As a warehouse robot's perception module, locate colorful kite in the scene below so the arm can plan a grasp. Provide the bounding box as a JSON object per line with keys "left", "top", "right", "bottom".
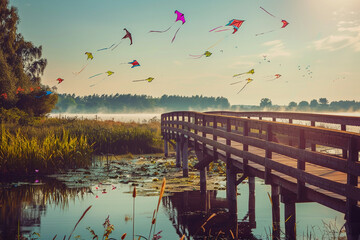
{"left": 74, "top": 52, "right": 94, "bottom": 75}
{"left": 112, "top": 28, "right": 133, "bottom": 50}
{"left": 57, "top": 78, "right": 64, "bottom": 84}
{"left": 149, "top": 10, "right": 186, "bottom": 43}
{"left": 189, "top": 51, "right": 212, "bottom": 59}
{"left": 129, "top": 60, "right": 140, "bottom": 68}
{"left": 267, "top": 74, "right": 282, "bottom": 81}
{"left": 0, "top": 93, "right": 7, "bottom": 100}
{"left": 210, "top": 19, "right": 245, "bottom": 34}
{"left": 236, "top": 78, "right": 253, "bottom": 94}
{"left": 256, "top": 7, "right": 289, "bottom": 36}
{"left": 35, "top": 91, "right": 53, "bottom": 98}
{"left": 205, "top": 19, "right": 245, "bottom": 50}
{"left": 233, "top": 69, "right": 255, "bottom": 77}
{"left": 132, "top": 77, "right": 154, "bottom": 83}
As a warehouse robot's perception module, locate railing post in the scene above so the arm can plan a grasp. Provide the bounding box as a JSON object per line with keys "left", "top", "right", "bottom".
{"left": 265, "top": 124, "right": 272, "bottom": 184}
{"left": 213, "top": 116, "right": 218, "bottom": 160}
{"left": 226, "top": 118, "right": 237, "bottom": 213}
{"left": 194, "top": 114, "right": 198, "bottom": 151}
{"left": 297, "top": 129, "right": 306, "bottom": 200}
{"left": 345, "top": 136, "right": 360, "bottom": 239}
{"left": 341, "top": 124, "right": 348, "bottom": 159}
{"left": 202, "top": 115, "right": 209, "bottom": 171}
{"left": 243, "top": 121, "right": 249, "bottom": 174}
{"left": 311, "top": 121, "right": 316, "bottom": 151}
{"left": 289, "top": 119, "right": 293, "bottom": 146}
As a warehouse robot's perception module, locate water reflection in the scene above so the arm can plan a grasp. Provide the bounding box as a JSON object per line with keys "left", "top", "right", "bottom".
{"left": 0, "top": 177, "right": 90, "bottom": 240}
{"left": 162, "top": 190, "right": 258, "bottom": 239}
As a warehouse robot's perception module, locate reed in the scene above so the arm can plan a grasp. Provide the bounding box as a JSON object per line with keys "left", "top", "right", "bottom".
{"left": 0, "top": 128, "right": 93, "bottom": 177}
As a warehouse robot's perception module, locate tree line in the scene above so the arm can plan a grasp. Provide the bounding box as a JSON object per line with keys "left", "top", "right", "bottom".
{"left": 231, "top": 98, "right": 360, "bottom": 112}
{"left": 53, "top": 94, "right": 231, "bottom": 113}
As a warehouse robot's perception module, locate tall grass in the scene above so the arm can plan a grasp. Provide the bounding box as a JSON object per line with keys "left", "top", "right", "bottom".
{"left": 0, "top": 127, "right": 93, "bottom": 177}
{"left": 3, "top": 118, "right": 163, "bottom": 155}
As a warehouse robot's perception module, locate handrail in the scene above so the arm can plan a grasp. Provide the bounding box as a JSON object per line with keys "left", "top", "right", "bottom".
{"left": 206, "top": 111, "right": 360, "bottom": 130}
{"left": 161, "top": 111, "right": 360, "bottom": 214}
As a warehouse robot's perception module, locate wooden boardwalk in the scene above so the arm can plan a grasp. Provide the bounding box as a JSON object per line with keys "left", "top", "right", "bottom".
{"left": 161, "top": 111, "right": 360, "bottom": 239}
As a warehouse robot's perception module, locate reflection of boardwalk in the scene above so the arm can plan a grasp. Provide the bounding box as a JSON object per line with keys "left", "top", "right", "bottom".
{"left": 161, "top": 111, "right": 360, "bottom": 239}
{"left": 162, "top": 190, "right": 257, "bottom": 239}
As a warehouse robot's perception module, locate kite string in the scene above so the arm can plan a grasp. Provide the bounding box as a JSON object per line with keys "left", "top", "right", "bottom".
{"left": 260, "top": 6, "right": 277, "bottom": 18}
{"left": 73, "top": 61, "right": 90, "bottom": 76}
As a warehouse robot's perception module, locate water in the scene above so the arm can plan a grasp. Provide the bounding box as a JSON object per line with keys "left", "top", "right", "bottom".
{"left": 0, "top": 159, "right": 346, "bottom": 240}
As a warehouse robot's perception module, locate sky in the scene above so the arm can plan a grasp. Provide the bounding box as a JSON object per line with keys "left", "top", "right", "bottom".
{"left": 9, "top": 0, "right": 360, "bottom": 106}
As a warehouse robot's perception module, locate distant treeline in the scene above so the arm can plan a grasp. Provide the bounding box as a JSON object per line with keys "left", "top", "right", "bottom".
{"left": 53, "top": 95, "right": 360, "bottom": 113}
{"left": 53, "top": 94, "right": 231, "bottom": 113}
{"left": 232, "top": 98, "right": 360, "bottom": 112}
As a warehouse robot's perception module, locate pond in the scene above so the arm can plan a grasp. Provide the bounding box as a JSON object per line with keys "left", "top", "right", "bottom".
{"left": 0, "top": 155, "right": 346, "bottom": 240}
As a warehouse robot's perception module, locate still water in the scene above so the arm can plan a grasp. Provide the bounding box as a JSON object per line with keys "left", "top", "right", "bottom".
{"left": 0, "top": 162, "right": 345, "bottom": 240}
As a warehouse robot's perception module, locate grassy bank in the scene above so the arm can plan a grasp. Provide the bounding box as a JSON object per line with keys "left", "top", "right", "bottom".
{"left": 0, "top": 110, "right": 163, "bottom": 177}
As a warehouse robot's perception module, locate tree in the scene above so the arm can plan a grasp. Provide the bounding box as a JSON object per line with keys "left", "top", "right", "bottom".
{"left": 298, "top": 101, "right": 309, "bottom": 110}
{"left": 260, "top": 98, "right": 272, "bottom": 109}
{"left": 310, "top": 99, "right": 318, "bottom": 109}
{"left": 288, "top": 101, "right": 297, "bottom": 110}
{"left": 319, "top": 98, "right": 329, "bottom": 106}
{"left": 0, "top": 0, "right": 56, "bottom": 115}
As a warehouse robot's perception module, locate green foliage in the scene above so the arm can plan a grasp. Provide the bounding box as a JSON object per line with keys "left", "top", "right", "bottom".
{"left": 0, "top": 0, "right": 56, "bottom": 116}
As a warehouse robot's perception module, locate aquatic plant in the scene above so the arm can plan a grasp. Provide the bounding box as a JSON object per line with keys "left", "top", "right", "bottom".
{"left": 0, "top": 128, "right": 93, "bottom": 177}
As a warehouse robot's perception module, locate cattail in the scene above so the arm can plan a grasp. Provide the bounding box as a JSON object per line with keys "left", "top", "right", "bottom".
{"left": 132, "top": 186, "right": 137, "bottom": 198}
{"left": 133, "top": 186, "right": 136, "bottom": 240}
{"left": 121, "top": 233, "right": 127, "bottom": 240}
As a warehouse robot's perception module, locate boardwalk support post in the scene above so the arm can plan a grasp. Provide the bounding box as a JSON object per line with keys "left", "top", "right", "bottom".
{"left": 164, "top": 139, "right": 168, "bottom": 157}
{"left": 271, "top": 184, "right": 280, "bottom": 239}
{"left": 175, "top": 135, "right": 181, "bottom": 167}
{"left": 200, "top": 167, "right": 207, "bottom": 194}
{"left": 249, "top": 176, "right": 256, "bottom": 228}
{"left": 282, "top": 189, "right": 297, "bottom": 240}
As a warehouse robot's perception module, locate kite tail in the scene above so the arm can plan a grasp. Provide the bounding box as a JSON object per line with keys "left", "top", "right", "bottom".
{"left": 171, "top": 27, "right": 182, "bottom": 43}
{"left": 97, "top": 44, "right": 115, "bottom": 51}
{"left": 214, "top": 28, "right": 232, "bottom": 33}
{"left": 255, "top": 29, "right": 275, "bottom": 36}
{"left": 132, "top": 79, "right": 147, "bottom": 82}
{"left": 88, "top": 73, "right": 103, "bottom": 79}
{"left": 209, "top": 26, "right": 223, "bottom": 32}
{"left": 189, "top": 54, "right": 204, "bottom": 59}
{"left": 233, "top": 73, "right": 245, "bottom": 78}
{"left": 230, "top": 80, "right": 243, "bottom": 85}
{"left": 260, "top": 6, "right": 276, "bottom": 18}
{"left": 73, "top": 62, "right": 90, "bottom": 75}
{"left": 149, "top": 24, "right": 173, "bottom": 33}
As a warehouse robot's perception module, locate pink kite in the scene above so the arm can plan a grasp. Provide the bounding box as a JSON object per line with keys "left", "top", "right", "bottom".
{"left": 149, "top": 10, "right": 186, "bottom": 43}
{"left": 256, "top": 7, "right": 289, "bottom": 36}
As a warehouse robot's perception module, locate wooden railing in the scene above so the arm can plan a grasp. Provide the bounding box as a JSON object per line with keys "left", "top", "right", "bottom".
{"left": 161, "top": 111, "right": 360, "bottom": 217}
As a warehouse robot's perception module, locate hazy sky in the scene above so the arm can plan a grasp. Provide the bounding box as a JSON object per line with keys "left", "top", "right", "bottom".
{"left": 9, "top": 0, "right": 360, "bottom": 105}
